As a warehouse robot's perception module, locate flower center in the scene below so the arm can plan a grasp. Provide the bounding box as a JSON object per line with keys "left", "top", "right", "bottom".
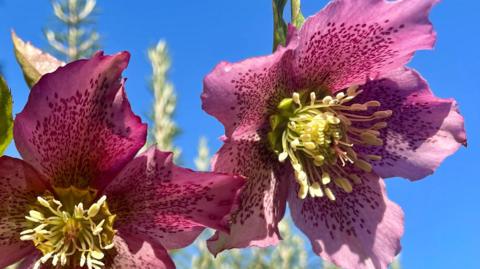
{"left": 268, "top": 86, "right": 392, "bottom": 201}
{"left": 20, "top": 187, "right": 116, "bottom": 269}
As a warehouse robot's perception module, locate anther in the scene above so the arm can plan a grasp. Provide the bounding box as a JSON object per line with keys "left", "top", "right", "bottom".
{"left": 310, "top": 92, "right": 316, "bottom": 105}
{"left": 290, "top": 138, "right": 300, "bottom": 149}
{"left": 334, "top": 177, "right": 353, "bottom": 193}
{"left": 321, "top": 172, "right": 331, "bottom": 185}
{"left": 325, "top": 187, "right": 336, "bottom": 201}
{"left": 304, "top": 142, "right": 316, "bottom": 150}
{"left": 327, "top": 115, "right": 340, "bottom": 124}
{"left": 37, "top": 197, "right": 50, "bottom": 208}
{"left": 364, "top": 154, "right": 382, "bottom": 161}
{"left": 373, "top": 110, "right": 393, "bottom": 119}
{"left": 364, "top": 100, "right": 381, "bottom": 107}
{"left": 88, "top": 203, "right": 101, "bottom": 218}
{"left": 346, "top": 85, "right": 359, "bottom": 96}
{"left": 349, "top": 174, "right": 362, "bottom": 184}
{"left": 350, "top": 104, "right": 368, "bottom": 111}
{"left": 295, "top": 170, "right": 308, "bottom": 183}
{"left": 300, "top": 134, "right": 312, "bottom": 142}
{"left": 293, "top": 92, "right": 301, "bottom": 105}
{"left": 355, "top": 159, "right": 373, "bottom": 173}
{"left": 360, "top": 132, "right": 383, "bottom": 146}
{"left": 298, "top": 183, "right": 309, "bottom": 199}
{"left": 278, "top": 152, "right": 288, "bottom": 162}
{"left": 322, "top": 96, "right": 333, "bottom": 104}
{"left": 29, "top": 210, "right": 45, "bottom": 221}
{"left": 336, "top": 92, "right": 345, "bottom": 100}
{"left": 372, "top": 122, "right": 388, "bottom": 129}
{"left": 309, "top": 182, "right": 324, "bottom": 197}
{"left": 313, "top": 155, "right": 325, "bottom": 166}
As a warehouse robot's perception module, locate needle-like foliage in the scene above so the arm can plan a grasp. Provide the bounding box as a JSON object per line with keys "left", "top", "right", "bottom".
{"left": 45, "top": 0, "right": 100, "bottom": 61}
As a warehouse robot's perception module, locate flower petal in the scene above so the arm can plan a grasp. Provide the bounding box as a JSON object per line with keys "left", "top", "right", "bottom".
{"left": 207, "top": 137, "right": 289, "bottom": 255}
{"left": 292, "top": 0, "right": 438, "bottom": 91}
{"left": 288, "top": 172, "right": 404, "bottom": 269}
{"left": 14, "top": 51, "right": 147, "bottom": 189}
{"left": 201, "top": 43, "right": 295, "bottom": 138}
{"left": 104, "top": 147, "right": 244, "bottom": 250}
{"left": 14, "top": 251, "right": 41, "bottom": 269}
{"left": 104, "top": 235, "right": 174, "bottom": 269}
{"left": 355, "top": 68, "right": 466, "bottom": 180}
{"left": 0, "top": 157, "right": 48, "bottom": 268}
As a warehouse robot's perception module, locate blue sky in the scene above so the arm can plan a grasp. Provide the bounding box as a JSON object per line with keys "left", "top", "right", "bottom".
{"left": 1, "top": 1, "right": 478, "bottom": 268}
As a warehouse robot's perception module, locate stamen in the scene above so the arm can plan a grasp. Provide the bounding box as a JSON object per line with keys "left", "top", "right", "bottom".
{"left": 346, "top": 85, "right": 359, "bottom": 96}
{"left": 322, "top": 95, "right": 333, "bottom": 104}
{"left": 360, "top": 132, "right": 384, "bottom": 146}
{"left": 373, "top": 110, "right": 393, "bottom": 119}
{"left": 21, "top": 190, "right": 115, "bottom": 269}
{"left": 325, "top": 187, "right": 336, "bottom": 201}
{"left": 372, "top": 121, "right": 388, "bottom": 130}
{"left": 348, "top": 174, "right": 363, "bottom": 184}
{"left": 335, "top": 92, "right": 345, "bottom": 100}
{"left": 292, "top": 92, "right": 301, "bottom": 105}
{"left": 278, "top": 151, "right": 288, "bottom": 162}
{"left": 310, "top": 92, "right": 316, "bottom": 105}
{"left": 364, "top": 100, "right": 381, "bottom": 107}
{"left": 334, "top": 177, "right": 353, "bottom": 193}
{"left": 29, "top": 210, "right": 45, "bottom": 220}
{"left": 298, "top": 182, "right": 309, "bottom": 199}
{"left": 313, "top": 155, "right": 325, "bottom": 166}
{"left": 309, "top": 182, "right": 324, "bottom": 198}
{"left": 268, "top": 88, "right": 391, "bottom": 201}
{"left": 364, "top": 154, "right": 382, "bottom": 161}
{"left": 321, "top": 172, "right": 331, "bottom": 185}
{"left": 355, "top": 159, "right": 373, "bottom": 173}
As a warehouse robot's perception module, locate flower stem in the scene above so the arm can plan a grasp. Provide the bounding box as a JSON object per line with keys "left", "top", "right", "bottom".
{"left": 291, "top": 0, "right": 305, "bottom": 29}
{"left": 272, "top": 0, "right": 288, "bottom": 51}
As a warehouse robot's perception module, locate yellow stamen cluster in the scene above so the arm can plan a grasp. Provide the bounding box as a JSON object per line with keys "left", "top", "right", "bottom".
{"left": 269, "top": 86, "right": 392, "bottom": 201}
{"left": 20, "top": 189, "right": 116, "bottom": 269}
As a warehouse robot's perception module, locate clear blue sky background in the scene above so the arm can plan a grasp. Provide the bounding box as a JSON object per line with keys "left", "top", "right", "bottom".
{"left": 1, "top": 1, "right": 478, "bottom": 268}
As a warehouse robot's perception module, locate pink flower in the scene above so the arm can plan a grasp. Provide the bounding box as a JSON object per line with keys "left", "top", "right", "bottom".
{"left": 1, "top": 52, "right": 244, "bottom": 269}
{"left": 201, "top": 0, "right": 466, "bottom": 268}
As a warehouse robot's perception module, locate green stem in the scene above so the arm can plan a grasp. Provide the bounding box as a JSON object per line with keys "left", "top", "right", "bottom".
{"left": 291, "top": 0, "right": 305, "bottom": 29}
{"left": 272, "top": 0, "right": 288, "bottom": 51}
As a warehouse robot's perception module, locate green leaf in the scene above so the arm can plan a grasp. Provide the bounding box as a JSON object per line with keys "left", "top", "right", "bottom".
{"left": 291, "top": 0, "right": 305, "bottom": 29}
{"left": 272, "top": 0, "right": 288, "bottom": 51}
{"left": 11, "top": 30, "right": 64, "bottom": 88}
{"left": 0, "top": 76, "right": 13, "bottom": 155}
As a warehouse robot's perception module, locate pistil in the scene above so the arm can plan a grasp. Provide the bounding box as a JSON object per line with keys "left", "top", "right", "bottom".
{"left": 20, "top": 188, "right": 116, "bottom": 269}
{"left": 268, "top": 86, "right": 391, "bottom": 201}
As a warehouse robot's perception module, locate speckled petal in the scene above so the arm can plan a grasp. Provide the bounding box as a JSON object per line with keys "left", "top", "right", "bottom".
{"left": 14, "top": 51, "right": 147, "bottom": 189}
{"left": 202, "top": 44, "right": 295, "bottom": 138}
{"left": 14, "top": 251, "right": 41, "bottom": 269}
{"left": 207, "top": 137, "right": 289, "bottom": 255}
{"left": 0, "top": 157, "right": 48, "bottom": 268}
{"left": 104, "top": 146, "right": 244, "bottom": 250}
{"left": 355, "top": 68, "right": 466, "bottom": 180}
{"left": 288, "top": 172, "right": 404, "bottom": 269}
{"left": 104, "top": 235, "right": 174, "bottom": 269}
{"left": 292, "top": 0, "right": 438, "bottom": 91}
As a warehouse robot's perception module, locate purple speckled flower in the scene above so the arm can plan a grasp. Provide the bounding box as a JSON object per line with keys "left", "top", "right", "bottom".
{"left": 202, "top": 0, "right": 466, "bottom": 268}
{"left": 0, "top": 52, "right": 243, "bottom": 269}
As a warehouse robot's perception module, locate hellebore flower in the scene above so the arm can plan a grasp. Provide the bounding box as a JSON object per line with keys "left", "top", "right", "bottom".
{"left": 201, "top": 0, "right": 466, "bottom": 268}
{"left": 1, "top": 52, "right": 243, "bottom": 269}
